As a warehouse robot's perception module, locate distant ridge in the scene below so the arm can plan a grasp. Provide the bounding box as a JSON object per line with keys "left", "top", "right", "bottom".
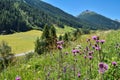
{"left": 77, "top": 10, "right": 120, "bottom": 30}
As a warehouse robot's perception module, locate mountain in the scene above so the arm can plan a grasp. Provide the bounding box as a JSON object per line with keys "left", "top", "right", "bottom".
{"left": 77, "top": 10, "right": 120, "bottom": 30}
{"left": 0, "top": 0, "right": 82, "bottom": 34}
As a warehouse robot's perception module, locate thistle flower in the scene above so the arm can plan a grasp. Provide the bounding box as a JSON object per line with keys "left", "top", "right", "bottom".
{"left": 112, "top": 61, "right": 117, "bottom": 66}
{"left": 98, "top": 62, "right": 108, "bottom": 74}
{"left": 57, "top": 41, "right": 64, "bottom": 45}
{"left": 96, "top": 40, "right": 100, "bottom": 43}
{"left": 95, "top": 46, "right": 101, "bottom": 50}
{"left": 77, "top": 72, "right": 81, "bottom": 78}
{"left": 89, "top": 56, "right": 93, "bottom": 60}
{"left": 15, "top": 76, "right": 21, "bottom": 80}
{"left": 57, "top": 45, "right": 62, "bottom": 50}
{"left": 88, "top": 51, "right": 93, "bottom": 56}
{"left": 100, "top": 40, "right": 105, "bottom": 44}
{"left": 92, "top": 36, "right": 99, "bottom": 40}
{"left": 72, "top": 49, "right": 79, "bottom": 56}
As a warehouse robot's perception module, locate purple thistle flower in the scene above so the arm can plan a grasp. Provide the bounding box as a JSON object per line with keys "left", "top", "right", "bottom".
{"left": 57, "top": 41, "right": 64, "bottom": 45}
{"left": 112, "top": 61, "right": 117, "bottom": 66}
{"left": 95, "top": 46, "right": 101, "bottom": 50}
{"left": 100, "top": 40, "right": 105, "bottom": 44}
{"left": 99, "top": 62, "right": 104, "bottom": 68}
{"left": 98, "top": 62, "right": 108, "bottom": 74}
{"left": 92, "top": 36, "right": 98, "bottom": 40}
{"left": 57, "top": 45, "right": 62, "bottom": 50}
{"left": 15, "top": 76, "right": 21, "bottom": 80}
{"left": 96, "top": 40, "right": 100, "bottom": 43}
{"left": 77, "top": 72, "right": 81, "bottom": 78}
{"left": 76, "top": 50, "right": 80, "bottom": 53}
{"left": 89, "top": 56, "right": 93, "bottom": 60}
{"left": 104, "top": 63, "right": 108, "bottom": 70}
{"left": 88, "top": 51, "right": 93, "bottom": 56}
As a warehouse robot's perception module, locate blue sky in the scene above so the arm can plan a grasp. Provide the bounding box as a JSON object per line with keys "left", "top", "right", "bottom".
{"left": 43, "top": 0, "right": 120, "bottom": 20}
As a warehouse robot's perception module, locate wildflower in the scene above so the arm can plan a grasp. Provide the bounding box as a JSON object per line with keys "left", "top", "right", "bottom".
{"left": 95, "top": 46, "right": 101, "bottom": 50}
{"left": 88, "top": 51, "right": 93, "bottom": 56}
{"left": 112, "top": 61, "right": 117, "bottom": 66}
{"left": 57, "top": 41, "right": 64, "bottom": 45}
{"left": 72, "top": 49, "right": 79, "bottom": 56}
{"left": 89, "top": 56, "right": 93, "bottom": 60}
{"left": 96, "top": 40, "right": 100, "bottom": 43}
{"left": 92, "top": 36, "right": 99, "bottom": 40}
{"left": 77, "top": 72, "right": 81, "bottom": 78}
{"left": 15, "top": 76, "right": 21, "bottom": 80}
{"left": 98, "top": 62, "right": 108, "bottom": 74}
{"left": 57, "top": 45, "right": 62, "bottom": 50}
{"left": 100, "top": 40, "right": 105, "bottom": 44}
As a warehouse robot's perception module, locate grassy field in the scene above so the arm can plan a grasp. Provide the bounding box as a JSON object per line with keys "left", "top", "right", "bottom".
{"left": 0, "top": 30, "right": 42, "bottom": 54}
{"left": 0, "top": 26, "right": 75, "bottom": 54}
{"left": 1, "top": 30, "right": 120, "bottom": 79}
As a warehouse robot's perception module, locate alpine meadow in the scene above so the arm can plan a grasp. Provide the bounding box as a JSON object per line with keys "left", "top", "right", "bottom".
{"left": 0, "top": 0, "right": 120, "bottom": 80}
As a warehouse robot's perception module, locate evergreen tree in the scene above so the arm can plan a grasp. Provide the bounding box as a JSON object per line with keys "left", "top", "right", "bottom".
{"left": 35, "top": 25, "right": 57, "bottom": 54}
{"left": 63, "top": 33, "right": 69, "bottom": 42}
{"left": 50, "top": 26, "right": 57, "bottom": 49}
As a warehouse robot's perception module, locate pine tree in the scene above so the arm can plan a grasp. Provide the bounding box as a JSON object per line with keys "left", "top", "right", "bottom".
{"left": 35, "top": 25, "right": 57, "bottom": 54}
{"left": 50, "top": 26, "right": 57, "bottom": 49}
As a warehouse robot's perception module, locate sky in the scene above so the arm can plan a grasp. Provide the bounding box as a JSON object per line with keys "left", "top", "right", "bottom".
{"left": 43, "top": 0, "right": 120, "bottom": 20}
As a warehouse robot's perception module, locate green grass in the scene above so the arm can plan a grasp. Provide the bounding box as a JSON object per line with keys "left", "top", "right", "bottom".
{"left": 0, "top": 30, "right": 42, "bottom": 54}
{"left": 55, "top": 25, "right": 76, "bottom": 35}
{"left": 0, "top": 26, "right": 75, "bottom": 54}
{"left": 1, "top": 30, "right": 120, "bottom": 80}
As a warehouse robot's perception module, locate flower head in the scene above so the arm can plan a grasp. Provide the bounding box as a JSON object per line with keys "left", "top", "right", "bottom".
{"left": 95, "top": 46, "right": 101, "bottom": 51}
{"left": 77, "top": 72, "right": 81, "bottom": 78}
{"left": 57, "top": 45, "right": 62, "bottom": 50}
{"left": 89, "top": 56, "right": 93, "bottom": 60}
{"left": 15, "top": 76, "right": 21, "bottom": 80}
{"left": 92, "top": 36, "right": 99, "bottom": 40}
{"left": 57, "top": 41, "right": 64, "bottom": 45}
{"left": 100, "top": 40, "right": 105, "bottom": 44}
{"left": 112, "top": 61, "right": 117, "bottom": 66}
{"left": 98, "top": 62, "right": 108, "bottom": 74}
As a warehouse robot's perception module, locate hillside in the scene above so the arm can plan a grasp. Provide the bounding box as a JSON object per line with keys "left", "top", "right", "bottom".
{"left": 0, "top": 0, "right": 82, "bottom": 34}
{"left": 77, "top": 10, "right": 120, "bottom": 30}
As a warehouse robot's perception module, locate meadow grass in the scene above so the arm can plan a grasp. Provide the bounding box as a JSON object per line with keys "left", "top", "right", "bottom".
{"left": 0, "top": 26, "right": 75, "bottom": 54}
{"left": 0, "top": 30, "right": 42, "bottom": 54}
{"left": 1, "top": 30, "right": 120, "bottom": 80}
